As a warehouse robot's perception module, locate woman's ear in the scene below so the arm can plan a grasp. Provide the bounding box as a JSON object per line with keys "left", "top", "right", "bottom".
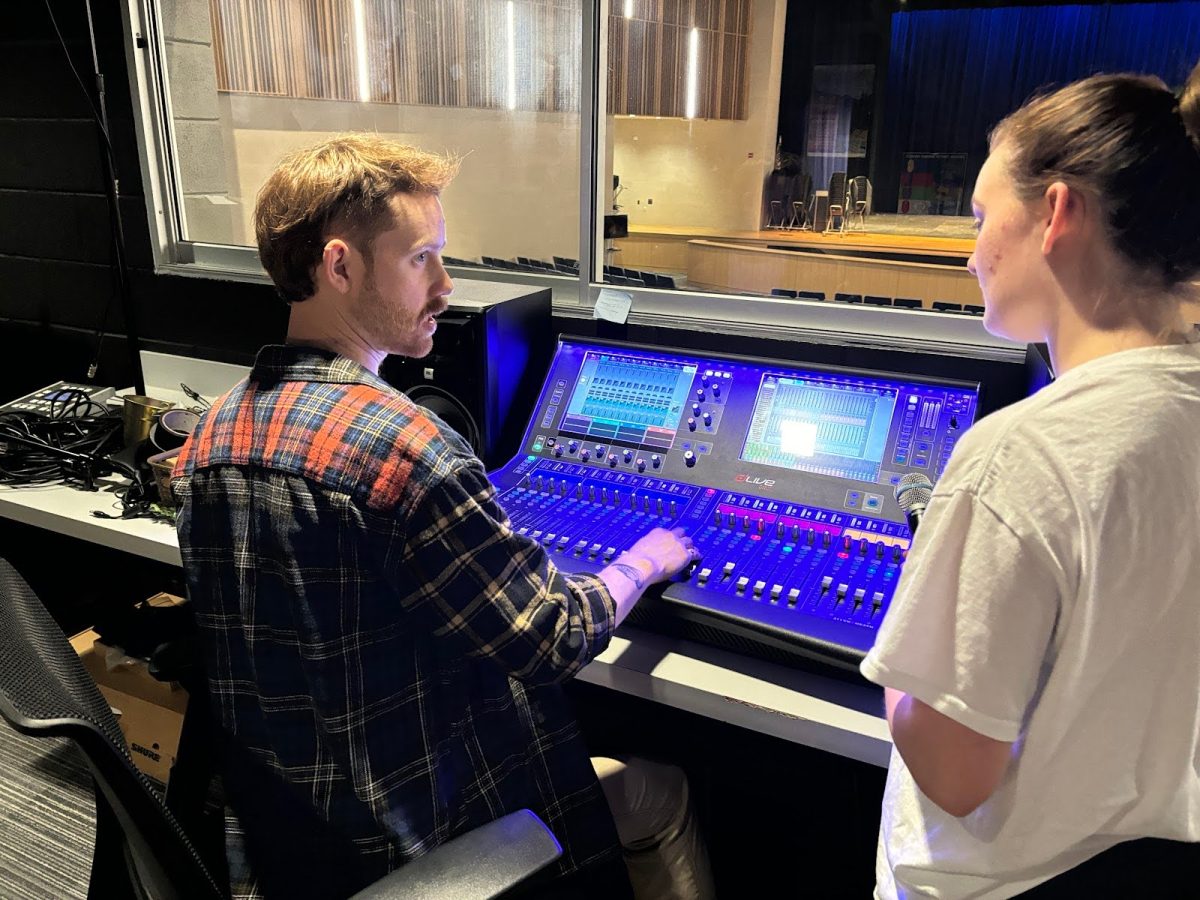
{"left": 1041, "top": 181, "right": 1085, "bottom": 257}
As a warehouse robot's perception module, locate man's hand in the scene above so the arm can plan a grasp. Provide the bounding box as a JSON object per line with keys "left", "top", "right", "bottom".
{"left": 621, "top": 527, "right": 697, "bottom": 583}
{"left": 600, "top": 527, "right": 698, "bottom": 626}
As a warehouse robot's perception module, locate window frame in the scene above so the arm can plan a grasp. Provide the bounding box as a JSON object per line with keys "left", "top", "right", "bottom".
{"left": 119, "top": 0, "right": 1022, "bottom": 362}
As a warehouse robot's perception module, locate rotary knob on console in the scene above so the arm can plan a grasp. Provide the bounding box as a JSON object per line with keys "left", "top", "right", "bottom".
{"left": 684, "top": 450, "right": 696, "bottom": 468}
{"left": 579, "top": 449, "right": 590, "bottom": 460}
{"left": 568, "top": 440, "right": 578, "bottom": 453}
{"left": 623, "top": 449, "right": 633, "bottom": 463}
{"left": 636, "top": 458, "right": 646, "bottom": 472}
{"left": 687, "top": 417, "right": 697, "bottom": 431}
{"left": 692, "top": 402, "right": 701, "bottom": 415}
{"left": 702, "top": 412, "right": 712, "bottom": 426}
{"left": 712, "top": 383, "right": 721, "bottom": 397}
{"left": 696, "top": 388, "right": 705, "bottom": 400}
{"left": 651, "top": 454, "right": 661, "bottom": 469}
{"left": 608, "top": 453, "right": 618, "bottom": 468}
{"left": 554, "top": 445, "right": 564, "bottom": 457}
{"left": 594, "top": 444, "right": 605, "bottom": 456}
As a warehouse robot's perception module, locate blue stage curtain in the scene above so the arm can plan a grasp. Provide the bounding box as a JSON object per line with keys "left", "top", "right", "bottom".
{"left": 876, "top": 2, "right": 1200, "bottom": 214}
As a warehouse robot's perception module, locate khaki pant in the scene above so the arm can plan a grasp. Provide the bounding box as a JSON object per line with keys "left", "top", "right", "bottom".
{"left": 592, "top": 756, "right": 717, "bottom": 900}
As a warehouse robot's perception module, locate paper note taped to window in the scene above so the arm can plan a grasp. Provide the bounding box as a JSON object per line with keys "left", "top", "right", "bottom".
{"left": 594, "top": 289, "right": 633, "bottom": 324}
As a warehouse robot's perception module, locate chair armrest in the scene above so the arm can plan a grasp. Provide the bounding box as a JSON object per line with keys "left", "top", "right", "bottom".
{"left": 348, "top": 809, "right": 562, "bottom": 900}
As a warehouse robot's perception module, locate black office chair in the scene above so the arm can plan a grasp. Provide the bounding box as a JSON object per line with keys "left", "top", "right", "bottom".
{"left": 0, "top": 558, "right": 561, "bottom": 900}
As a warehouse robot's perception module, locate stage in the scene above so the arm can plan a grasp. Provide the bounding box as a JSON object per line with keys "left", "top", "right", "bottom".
{"left": 615, "top": 216, "right": 981, "bottom": 306}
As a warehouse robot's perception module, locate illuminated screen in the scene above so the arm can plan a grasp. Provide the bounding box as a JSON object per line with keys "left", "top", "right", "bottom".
{"left": 740, "top": 373, "right": 897, "bottom": 482}
{"left": 560, "top": 351, "right": 696, "bottom": 449}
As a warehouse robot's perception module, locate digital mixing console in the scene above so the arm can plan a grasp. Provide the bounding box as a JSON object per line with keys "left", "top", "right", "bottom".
{"left": 488, "top": 338, "right": 980, "bottom": 673}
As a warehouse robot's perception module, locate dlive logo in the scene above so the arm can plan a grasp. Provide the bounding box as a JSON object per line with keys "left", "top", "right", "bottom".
{"left": 735, "top": 474, "right": 776, "bottom": 487}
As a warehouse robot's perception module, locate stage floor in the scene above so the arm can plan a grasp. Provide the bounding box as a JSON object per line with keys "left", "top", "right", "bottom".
{"left": 627, "top": 215, "right": 976, "bottom": 259}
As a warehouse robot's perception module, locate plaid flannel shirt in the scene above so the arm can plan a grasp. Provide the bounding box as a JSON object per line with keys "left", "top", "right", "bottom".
{"left": 173, "top": 345, "right": 625, "bottom": 899}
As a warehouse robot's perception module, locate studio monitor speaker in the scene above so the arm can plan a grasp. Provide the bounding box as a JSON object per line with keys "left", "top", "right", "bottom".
{"left": 379, "top": 282, "right": 552, "bottom": 469}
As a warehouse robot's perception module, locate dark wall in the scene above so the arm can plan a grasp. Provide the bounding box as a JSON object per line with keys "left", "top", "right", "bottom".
{"left": 0, "top": 0, "right": 285, "bottom": 403}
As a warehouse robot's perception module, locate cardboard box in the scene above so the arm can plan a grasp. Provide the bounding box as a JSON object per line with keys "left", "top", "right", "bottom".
{"left": 71, "top": 593, "right": 190, "bottom": 787}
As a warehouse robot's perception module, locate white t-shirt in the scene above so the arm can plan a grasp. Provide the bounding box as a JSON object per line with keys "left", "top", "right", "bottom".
{"left": 861, "top": 339, "right": 1200, "bottom": 899}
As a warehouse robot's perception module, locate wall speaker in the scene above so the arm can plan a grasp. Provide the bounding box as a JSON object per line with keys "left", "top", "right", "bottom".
{"left": 379, "top": 282, "right": 552, "bottom": 469}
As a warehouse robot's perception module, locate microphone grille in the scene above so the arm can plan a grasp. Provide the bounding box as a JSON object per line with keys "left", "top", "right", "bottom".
{"left": 894, "top": 472, "right": 933, "bottom": 511}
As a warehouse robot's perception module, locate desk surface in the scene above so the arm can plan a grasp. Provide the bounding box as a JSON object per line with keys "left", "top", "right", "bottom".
{"left": 0, "top": 481, "right": 891, "bottom": 767}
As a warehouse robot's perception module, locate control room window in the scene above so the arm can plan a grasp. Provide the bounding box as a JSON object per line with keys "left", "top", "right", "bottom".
{"left": 599, "top": 0, "right": 1200, "bottom": 314}
{"left": 157, "top": 0, "right": 583, "bottom": 277}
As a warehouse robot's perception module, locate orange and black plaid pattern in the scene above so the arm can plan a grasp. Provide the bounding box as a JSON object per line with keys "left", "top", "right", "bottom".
{"left": 174, "top": 345, "right": 625, "bottom": 899}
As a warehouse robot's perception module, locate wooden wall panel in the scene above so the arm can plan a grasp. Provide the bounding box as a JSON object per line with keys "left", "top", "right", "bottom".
{"left": 607, "top": 0, "right": 749, "bottom": 119}
{"left": 686, "top": 241, "right": 985, "bottom": 307}
{"left": 212, "top": 0, "right": 581, "bottom": 113}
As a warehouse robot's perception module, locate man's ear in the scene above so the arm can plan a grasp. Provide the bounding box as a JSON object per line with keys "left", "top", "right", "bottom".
{"left": 1041, "top": 182, "right": 1083, "bottom": 257}
{"left": 316, "top": 238, "right": 354, "bottom": 295}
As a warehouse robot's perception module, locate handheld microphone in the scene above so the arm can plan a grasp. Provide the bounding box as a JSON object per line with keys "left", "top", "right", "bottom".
{"left": 895, "top": 473, "right": 934, "bottom": 535}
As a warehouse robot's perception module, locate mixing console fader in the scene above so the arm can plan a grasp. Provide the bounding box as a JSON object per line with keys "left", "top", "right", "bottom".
{"left": 488, "top": 338, "right": 980, "bottom": 673}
